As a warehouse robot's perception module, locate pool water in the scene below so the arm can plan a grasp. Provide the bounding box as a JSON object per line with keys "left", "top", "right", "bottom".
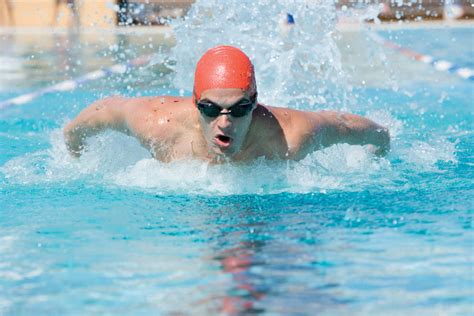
{"left": 1, "top": 2, "right": 473, "bottom": 315}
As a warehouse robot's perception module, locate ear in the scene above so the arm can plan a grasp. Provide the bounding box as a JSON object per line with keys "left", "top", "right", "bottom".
{"left": 251, "top": 92, "right": 258, "bottom": 103}
{"left": 192, "top": 91, "right": 197, "bottom": 105}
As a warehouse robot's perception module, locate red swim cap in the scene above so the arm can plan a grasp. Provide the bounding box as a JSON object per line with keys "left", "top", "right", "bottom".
{"left": 193, "top": 45, "right": 257, "bottom": 101}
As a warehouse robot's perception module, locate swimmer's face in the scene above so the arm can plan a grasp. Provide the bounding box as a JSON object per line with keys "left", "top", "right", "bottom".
{"left": 197, "top": 88, "right": 256, "bottom": 157}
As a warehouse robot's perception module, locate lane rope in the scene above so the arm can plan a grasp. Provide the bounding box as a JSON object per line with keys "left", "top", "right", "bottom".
{"left": 368, "top": 31, "right": 474, "bottom": 82}
{"left": 0, "top": 54, "right": 154, "bottom": 110}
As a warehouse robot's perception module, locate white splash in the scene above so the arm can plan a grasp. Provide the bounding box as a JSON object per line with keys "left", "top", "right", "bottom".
{"left": 400, "top": 137, "right": 458, "bottom": 171}
{"left": 0, "top": 114, "right": 459, "bottom": 195}
{"left": 1, "top": 128, "right": 395, "bottom": 195}
{"left": 168, "top": 0, "right": 348, "bottom": 109}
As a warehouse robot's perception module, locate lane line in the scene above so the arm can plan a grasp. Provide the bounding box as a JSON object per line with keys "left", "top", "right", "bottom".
{"left": 368, "top": 31, "right": 474, "bottom": 82}
{"left": 0, "top": 54, "right": 154, "bottom": 110}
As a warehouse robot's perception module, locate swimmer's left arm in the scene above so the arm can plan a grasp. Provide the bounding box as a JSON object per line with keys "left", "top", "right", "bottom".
{"left": 310, "top": 111, "right": 390, "bottom": 156}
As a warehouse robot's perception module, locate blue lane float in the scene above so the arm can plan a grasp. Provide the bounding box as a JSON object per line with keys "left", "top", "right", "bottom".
{"left": 368, "top": 31, "right": 474, "bottom": 82}
{"left": 0, "top": 54, "right": 154, "bottom": 110}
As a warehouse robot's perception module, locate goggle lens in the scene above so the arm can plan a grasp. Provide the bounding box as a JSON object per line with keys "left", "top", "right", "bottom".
{"left": 197, "top": 100, "right": 254, "bottom": 118}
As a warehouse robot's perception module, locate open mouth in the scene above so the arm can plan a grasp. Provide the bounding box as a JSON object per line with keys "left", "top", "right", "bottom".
{"left": 215, "top": 134, "right": 233, "bottom": 148}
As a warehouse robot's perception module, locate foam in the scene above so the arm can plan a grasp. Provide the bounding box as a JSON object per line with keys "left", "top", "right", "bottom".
{"left": 399, "top": 137, "right": 458, "bottom": 171}
{"left": 0, "top": 129, "right": 385, "bottom": 195}
{"left": 0, "top": 119, "right": 459, "bottom": 195}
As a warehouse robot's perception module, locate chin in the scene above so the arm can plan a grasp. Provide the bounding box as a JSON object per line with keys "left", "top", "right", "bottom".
{"left": 217, "top": 148, "right": 236, "bottom": 157}
{"left": 213, "top": 145, "right": 239, "bottom": 157}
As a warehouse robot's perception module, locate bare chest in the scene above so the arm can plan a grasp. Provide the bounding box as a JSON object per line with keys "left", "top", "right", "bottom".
{"left": 149, "top": 128, "right": 208, "bottom": 162}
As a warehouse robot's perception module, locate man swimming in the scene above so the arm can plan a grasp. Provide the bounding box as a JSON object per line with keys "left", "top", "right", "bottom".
{"left": 64, "top": 45, "right": 390, "bottom": 163}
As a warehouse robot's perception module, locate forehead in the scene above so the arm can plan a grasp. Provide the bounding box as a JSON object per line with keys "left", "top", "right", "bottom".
{"left": 200, "top": 88, "right": 251, "bottom": 103}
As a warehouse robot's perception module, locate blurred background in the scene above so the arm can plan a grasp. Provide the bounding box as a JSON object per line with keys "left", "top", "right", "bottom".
{"left": 0, "top": 0, "right": 473, "bottom": 28}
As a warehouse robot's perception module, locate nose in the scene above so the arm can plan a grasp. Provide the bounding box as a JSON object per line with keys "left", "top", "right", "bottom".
{"left": 216, "top": 113, "right": 233, "bottom": 130}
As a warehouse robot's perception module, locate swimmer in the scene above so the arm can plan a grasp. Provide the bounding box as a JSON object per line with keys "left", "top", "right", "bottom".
{"left": 64, "top": 45, "right": 390, "bottom": 163}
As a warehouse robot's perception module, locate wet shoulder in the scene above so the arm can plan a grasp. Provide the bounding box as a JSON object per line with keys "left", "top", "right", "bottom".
{"left": 262, "top": 105, "right": 322, "bottom": 157}
{"left": 264, "top": 105, "right": 319, "bottom": 131}
{"left": 123, "top": 96, "right": 196, "bottom": 138}
{"left": 121, "top": 96, "right": 193, "bottom": 121}
{"left": 122, "top": 96, "right": 191, "bottom": 113}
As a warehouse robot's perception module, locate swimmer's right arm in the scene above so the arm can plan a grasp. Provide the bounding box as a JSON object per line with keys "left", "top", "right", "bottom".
{"left": 63, "top": 97, "right": 131, "bottom": 157}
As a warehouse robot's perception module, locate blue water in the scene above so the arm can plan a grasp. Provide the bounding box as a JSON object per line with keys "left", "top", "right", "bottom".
{"left": 383, "top": 27, "right": 474, "bottom": 68}
{"left": 1, "top": 17, "right": 473, "bottom": 316}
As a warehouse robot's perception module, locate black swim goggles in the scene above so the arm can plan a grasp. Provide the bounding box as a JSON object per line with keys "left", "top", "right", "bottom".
{"left": 196, "top": 95, "right": 256, "bottom": 118}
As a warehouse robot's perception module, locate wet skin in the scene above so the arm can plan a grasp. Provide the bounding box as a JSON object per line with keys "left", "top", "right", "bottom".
{"left": 63, "top": 88, "right": 390, "bottom": 163}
